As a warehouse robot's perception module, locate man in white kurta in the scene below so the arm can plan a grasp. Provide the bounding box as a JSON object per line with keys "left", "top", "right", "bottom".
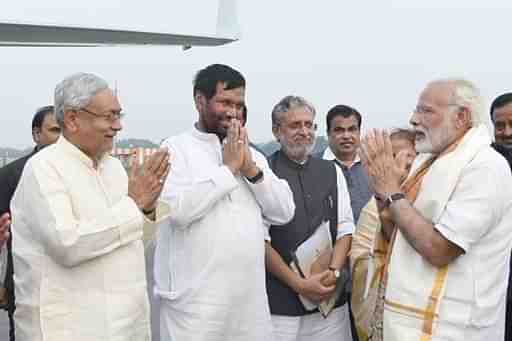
{"left": 11, "top": 73, "right": 171, "bottom": 341}
{"left": 360, "top": 79, "right": 512, "bottom": 340}
{"left": 155, "top": 64, "right": 295, "bottom": 341}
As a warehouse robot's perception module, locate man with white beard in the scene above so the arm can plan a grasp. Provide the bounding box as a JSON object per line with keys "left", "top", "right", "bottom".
{"left": 360, "top": 79, "right": 512, "bottom": 340}
{"left": 265, "top": 96, "right": 355, "bottom": 341}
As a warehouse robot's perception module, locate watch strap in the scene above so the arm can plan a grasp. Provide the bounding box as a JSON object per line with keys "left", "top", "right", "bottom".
{"left": 328, "top": 266, "right": 340, "bottom": 278}
{"left": 246, "top": 169, "right": 263, "bottom": 184}
{"left": 141, "top": 207, "right": 156, "bottom": 215}
{"left": 383, "top": 192, "right": 406, "bottom": 208}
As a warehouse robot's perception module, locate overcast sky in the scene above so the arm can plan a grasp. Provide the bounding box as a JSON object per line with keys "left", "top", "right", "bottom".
{"left": 1, "top": 1, "right": 512, "bottom": 149}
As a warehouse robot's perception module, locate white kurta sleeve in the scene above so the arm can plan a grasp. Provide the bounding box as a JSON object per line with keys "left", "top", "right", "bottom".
{"left": 245, "top": 148, "right": 295, "bottom": 226}
{"left": 16, "top": 161, "right": 145, "bottom": 268}
{"left": 161, "top": 140, "right": 239, "bottom": 228}
{"left": 336, "top": 166, "right": 355, "bottom": 239}
{"left": 434, "top": 160, "right": 506, "bottom": 253}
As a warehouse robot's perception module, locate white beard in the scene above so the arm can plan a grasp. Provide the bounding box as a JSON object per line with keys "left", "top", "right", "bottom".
{"left": 415, "top": 135, "right": 434, "bottom": 153}
{"left": 280, "top": 139, "right": 316, "bottom": 162}
{"left": 414, "top": 118, "right": 457, "bottom": 154}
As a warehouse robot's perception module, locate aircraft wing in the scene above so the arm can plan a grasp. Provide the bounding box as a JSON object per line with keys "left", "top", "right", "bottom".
{"left": 0, "top": 22, "right": 235, "bottom": 47}
{"left": 0, "top": 0, "right": 239, "bottom": 47}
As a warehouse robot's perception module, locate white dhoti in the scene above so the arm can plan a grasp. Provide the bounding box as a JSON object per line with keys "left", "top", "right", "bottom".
{"left": 383, "top": 126, "right": 512, "bottom": 340}
{"left": 271, "top": 305, "right": 352, "bottom": 341}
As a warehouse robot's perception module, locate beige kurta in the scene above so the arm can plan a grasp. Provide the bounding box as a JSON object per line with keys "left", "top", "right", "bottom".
{"left": 350, "top": 198, "right": 385, "bottom": 341}
{"left": 11, "top": 136, "right": 168, "bottom": 341}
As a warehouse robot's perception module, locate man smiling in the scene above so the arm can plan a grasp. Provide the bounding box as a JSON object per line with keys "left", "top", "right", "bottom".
{"left": 155, "top": 64, "right": 295, "bottom": 341}
{"left": 323, "top": 105, "right": 371, "bottom": 223}
{"left": 265, "top": 96, "right": 355, "bottom": 341}
{"left": 11, "top": 73, "right": 171, "bottom": 341}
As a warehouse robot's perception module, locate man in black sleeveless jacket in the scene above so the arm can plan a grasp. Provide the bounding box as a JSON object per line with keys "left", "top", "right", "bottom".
{"left": 265, "top": 96, "right": 355, "bottom": 341}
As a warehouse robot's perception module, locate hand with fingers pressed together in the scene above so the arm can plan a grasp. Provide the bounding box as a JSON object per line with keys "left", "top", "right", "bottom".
{"left": 394, "top": 149, "right": 415, "bottom": 183}
{"left": 128, "top": 148, "right": 171, "bottom": 216}
{"left": 360, "top": 129, "right": 403, "bottom": 199}
{"left": 239, "top": 127, "right": 262, "bottom": 179}
{"left": 222, "top": 119, "right": 246, "bottom": 175}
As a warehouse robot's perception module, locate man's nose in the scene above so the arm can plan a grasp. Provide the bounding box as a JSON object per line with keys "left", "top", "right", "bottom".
{"left": 112, "top": 118, "right": 123, "bottom": 131}
{"left": 225, "top": 109, "right": 239, "bottom": 121}
{"left": 504, "top": 124, "right": 512, "bottom": 137}
{"left": 409, "top": 111, "right": 419, "bottom": 127}
{"left": 340, "top": 130, "right": 351, "bottom": 138}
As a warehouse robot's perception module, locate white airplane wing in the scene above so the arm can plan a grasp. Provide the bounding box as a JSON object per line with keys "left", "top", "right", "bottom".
{"left": 0, "top": 0, "right": 239, "bottom": 47}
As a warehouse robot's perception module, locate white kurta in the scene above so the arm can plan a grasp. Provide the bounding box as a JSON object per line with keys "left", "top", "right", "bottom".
{"left": 11, "top": 136, "right": 168, "bottom": 341}
{"left": 384, "top": 127, "right": 512, "bottom": 340}
{"left": 155, "top": 128, "right": 295, "bottom": 341}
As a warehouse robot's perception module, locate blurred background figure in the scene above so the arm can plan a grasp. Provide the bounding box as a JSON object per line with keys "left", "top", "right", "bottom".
{"left": 0, "top": 105, "right": 59, "bottom": 341}
{"left": 489, "top": 93, "right": 512, "bottom": 341}
{"left": 350, "top": 128, "right": 416, "bottom": 341}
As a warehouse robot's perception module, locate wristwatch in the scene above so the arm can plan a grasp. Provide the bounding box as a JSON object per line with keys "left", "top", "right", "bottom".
{"left": 328, "top": 266, "right": 340, "bottom": 279}
{"left": 141, "top": 207, "right": 156, "bottom": 215}
{"left": 377, "top": 192, "right": 406, "bottom": 208}
{"left": 246, "top": 168, "right": 264, "bottom": 184}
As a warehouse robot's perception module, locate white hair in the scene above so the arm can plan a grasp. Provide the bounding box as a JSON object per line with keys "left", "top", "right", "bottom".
{"left": 54, "top": 73, "right": 109, "bottom": 127}
{"left": 430, "top": 78, "right": 493, "bottom": 136}
{"left": 271, "top": 95, "right": 316, "bottom": 128}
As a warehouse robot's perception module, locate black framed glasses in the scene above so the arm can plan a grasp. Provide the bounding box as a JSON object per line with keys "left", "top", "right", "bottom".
{"left": 78, "top": 108, "right": 125, "bottom": 121}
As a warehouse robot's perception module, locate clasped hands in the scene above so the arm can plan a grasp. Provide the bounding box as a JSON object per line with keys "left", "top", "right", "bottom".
{"left": 360, "top": 129, "right": 409, "bottom": 199}
{"left": 222, "top": 119, "right": 260, "bottom": 178}
{"left": 128, "top": 148, "right": 171, "bottom": 215}
{"left": 297, "top": 252, "right": 338, "bottom": 304}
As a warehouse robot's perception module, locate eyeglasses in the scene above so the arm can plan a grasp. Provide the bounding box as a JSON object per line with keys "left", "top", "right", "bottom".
{"left": 77, "top": 108, "right": 125, "bottom": 121}
{"left": 413, "top": 104, "right": 461, "bottom": 116}
{"left": 281, "top": 121, "right": 318, "bottom": 132}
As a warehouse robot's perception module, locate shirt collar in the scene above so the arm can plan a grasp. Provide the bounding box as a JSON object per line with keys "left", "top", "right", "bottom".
{"left": 322, "top": 146, "right": 361, "bottom": 166}
{"left": 191, "top": 124, "right": 223, "bottom": 147}
{"left": 276, "top": 150, "right": 311, "bottom": 170}
{"left": 56, "top": 136, "right": 108, "bottom": 170}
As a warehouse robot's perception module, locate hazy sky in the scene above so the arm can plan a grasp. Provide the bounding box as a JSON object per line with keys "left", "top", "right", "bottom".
{"left": 1, "top": 1, "right": 512, "bottom": 148}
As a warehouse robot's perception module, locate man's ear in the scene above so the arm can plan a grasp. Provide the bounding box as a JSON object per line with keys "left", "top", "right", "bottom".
{"left": 272, "top": 125, "right": 280, "bottom": 142}
{"left": 32, "top": 127, "right": 41, "bottom": 144}
{"left": 194, "top": 92, "right": 207, "bottom": 113}
{"left": 63, "top": 110, "right": 80, "bottom": 133}
{"left": 456, "top": 106, "right": 472, "bottom": 129}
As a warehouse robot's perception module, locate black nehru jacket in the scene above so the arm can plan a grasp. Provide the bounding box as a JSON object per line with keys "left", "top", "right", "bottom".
{"left": 0, "top": 149, "right": 38, "bottom": 314}
{"left": 493, "top": 144, "right": 512, "bottom": 299}
{"left": 266, "top": 150, "right": 343, "bottom": 316}
{"left": 0, "top": 148, "right": 40, "bottom": 341}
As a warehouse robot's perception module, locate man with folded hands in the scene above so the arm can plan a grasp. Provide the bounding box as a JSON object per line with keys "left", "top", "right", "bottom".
{"left": 155, "top": 64, "right": 295, "bottom": 341}
{"left": 360, "top": 79, "right": 512, "bottom": 340}
{"left": 11, "top": 73, "right": 171, "bottom": 341}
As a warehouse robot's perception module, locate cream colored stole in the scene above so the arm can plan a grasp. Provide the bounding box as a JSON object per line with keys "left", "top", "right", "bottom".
{"left": 383, "top": 125, "right": 491, "bottom": 341}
